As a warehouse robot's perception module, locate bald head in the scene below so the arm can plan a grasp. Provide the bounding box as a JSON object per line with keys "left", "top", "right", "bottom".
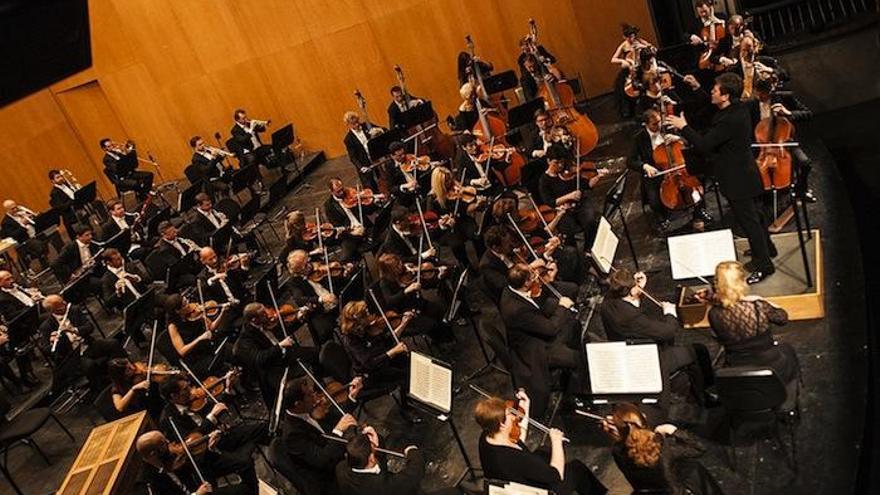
{"left": 199, "top": 246, "right": 217, "bottom": 265}
{"left": 42, "top": 294, "right": 65, "bottom": 313}
{"left": 0, "top": 271, "right": 13, "bottom": 288}
{"left": 3, "top": 200, "right": 16, "bottom": 211}
{"left": 136, "top": 430, "right": 169, "bottom": 467}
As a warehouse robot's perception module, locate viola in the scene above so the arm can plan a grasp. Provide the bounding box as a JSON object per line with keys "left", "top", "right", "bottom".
{"left": 754, "top": 113, "right": 794, "bottom": 190}
{"left": 307, "top": 261, "right": 351, "bottom": 282}
{"left": 652, "top": 137, "right": 704, "bottom": 210}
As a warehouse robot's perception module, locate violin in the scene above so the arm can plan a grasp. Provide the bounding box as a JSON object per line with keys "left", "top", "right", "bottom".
{"left": 265, "top": 302, "right": 316, "bottom": 326}
{"left": 366, "top": 310, "right": 413, "bottom": 337}
{"left": 167, "top": 430, "right": 213, "bottom": 470}
{"left": 400, "top": 261, "right": 445, "bottom": 287}
{"left": 303, "top": 222, "right": 349, "bottom": 241}
{"left": 307, "top": 261, "right": 351, "bottom": 282}
{"left": 409, "top": 211, "right": 441, "bottom": 232}
{"left": 400, "top": 154, "right": 438, "bottom": 174}
{"left": 341, "top": 186, "right": 382, "bottom": 209}
{"left": 311, "top": 379, "right": 356, "bottom": 419}
{"left": 506, "top": 398, "right": 527, "bottom": 442}
{"left": 754, "top": 110, "right": 794, "bottom": 191}
{"left": 181, "top": 300, "right": 230, "bottom": 322}
{"left": 132, "top": 362, "right": 181, "bottom": 384}
{"left": 187, "top": 369, "right": 239, "bottom": 413}
{"left": 447, "top": 183, "right": 480, "bottom": 203}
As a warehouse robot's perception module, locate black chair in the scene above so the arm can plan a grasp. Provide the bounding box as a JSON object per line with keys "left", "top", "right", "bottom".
{"left": 267, "top": 437, "right": 312, "bottom": 495}
{"left": 93, "top": 385, "right": 122, "bottom": 422}
{"left": 215, "top": 197, "right": 242, "bottom": 224}
{"left": 0, "top": 394, "right": 75, "bottom": 475}
{"left": 143, "top": 249, "right": 171, "bottom": 282}
{"left": 715, "top": 366, "right": 799, "bottom": 472}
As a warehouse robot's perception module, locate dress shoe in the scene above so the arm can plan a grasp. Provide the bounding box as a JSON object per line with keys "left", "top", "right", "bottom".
{"left": 746, "top": 268, "right": 775, "bottom": 285}
{"left": 744, "top": 245, "right": 778, "bottom": 258}
{"left": 657, "top": 219, "right": 672, "bottom": 234}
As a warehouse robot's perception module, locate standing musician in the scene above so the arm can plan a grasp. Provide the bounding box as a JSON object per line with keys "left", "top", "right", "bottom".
{"left": 286, "top": 249, "right": 352, "bottom": 345}
{"left": 40, "top": 294, "right": 126, "bottom": 386}
{"left": 274, "top": 375, "right": 361, "bottom": 495}
{"left": 338, "top": 300, "right": 423, "bottom": 424}
{"left": 48, "top": 169, "right": 82, "bottom": 235}
{"left": 457, "top": 51, "right": 494, "bottom": 87}
{"left": 475, "top": 391, "right": 607, "bottom": 495}
{"left": 343, "top": 111, "right": 385, "bottom": 190}
{"left": 190, "top": 135, "right": 233, "bottom": 194}
{"left": 667, "top": 73, "right": 777, "bottom": 284}
{"left": 164, "top": 293, "right": 232, "bottom": 379}
{"left": 375, "top": 253, "right": 453, "bottom": 343}
{"left": 379, "top": 208, "right": 436, "bottom": 264}
{"left": 519, "top": 54, "right": 545, "bottom": 103}
{"left": 100, "top": 138, "right": 154, "bottom": 200}
{"left": 387, "top": 86, "right": 425, "bottom": 131}
{"left": 100, "top": 248, "right": 150, "bottom": 312}
{"left": 335, "top": 428, "right": 425, "bottom": 495}
{"left": 135, "top": 429, "right": 240, "bottom": 495}
{"left": 538, "top": 145, "right": 604, "bottom": 245}
{"left": 198, "top": 246, "right": 250, "bottom": 307}
{"left": 426, "top": 166, "right": 486, "bottom": 268}
{"left": 1, "top": 199, "right": 48, "bottom": 263}
{"left": 517, "top": 35, "right": 557, "bottom": 79}
{"left": 230, "top": 108, "right": 272, "bottom": 168}
{"left": 0, "top": 269, "right": 44, "bottom": 322}
{"left": 629, "top": 108, "right": 712, "bottom": 233}
{"left": 323, "top": 178, "right": 370, "bottom": 261}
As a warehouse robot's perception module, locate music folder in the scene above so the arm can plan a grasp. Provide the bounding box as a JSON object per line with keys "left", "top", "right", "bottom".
{"left": 667, "top": 229, "right": 736, "bottom": 280}
{"left": 589, "top": 216, "right": 618, "bottom": 274}
{"left": 408, "top": 352, "right": 453, "bottom": 414}
{"left": 584, "top": 341, "right": 663, "bottom": 400}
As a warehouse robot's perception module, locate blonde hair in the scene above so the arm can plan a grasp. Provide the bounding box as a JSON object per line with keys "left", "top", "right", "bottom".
{"left": 285, "top": 210, "right": 305, "bottom": 239}
{"left": 431, "top": 167, "right": 453, "bottom": 208}
{"left": 714, "top": 260, "right": 748, "bottom": 308}
{"left": 340, "top": 301, "right": 369, "bottom": 336}
{"left": 626, "top": 428, "right": 662, "bottom": 468}
{"left": 343, "top": 111, "right": 359, "bottom": 124}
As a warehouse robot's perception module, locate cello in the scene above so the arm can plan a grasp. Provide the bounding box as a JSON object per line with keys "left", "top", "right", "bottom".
{"left": 754, "top": 105, "right": 794, "bottom": 215}
{"left": 464, "top": 34, "right": 527, "bottom": 187}
{"left": 653, "top": 107, "right": 704, "bottom": 210}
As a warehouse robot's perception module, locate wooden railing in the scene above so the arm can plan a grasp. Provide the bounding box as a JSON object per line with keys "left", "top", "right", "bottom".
{"left": 745, "top": 0, "right": 878, "bottom": 48}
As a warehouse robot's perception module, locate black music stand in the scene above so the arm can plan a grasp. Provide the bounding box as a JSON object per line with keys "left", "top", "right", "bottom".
{"left": 34, "top": 208, "right": 62, "bottom": 233}
{"left": 232, "top": 164, "right": 260, "bottom": 194}
{"left": 252, "top": 266, "right": 280, "bottom": 304}
{"left": 210, "top": 223, "right": 234, "bottom": 251}
{"left": 147, "top": 207, "right": 172, "bottom": 240}
{"left": 73, "top": 181, "right": 97, "bottom": 206}
{"left": 482, "top": 70, "right": 519, "bottom": 95}
{"left": 116, "top": 152, "right": 139, "bottom": 177}
{"left": 271, "top": 123, "right": 294, "bottom": 158}
{"left": 178, "top": 183, "right": 202, "bottom": 212}
{"left": 60, "top": 271, "right": 105, "bottom": 337}
{"left": 102, "top": 228, "right": 132, "bottom": 256}
{"left": 400, "top": 101, "right": 436, "bottom": 130}
{"left": 507, "top": 97, "right": 546, "bottom": 130}
{"left": 7, "top": 306, "right": 39, "bottom": 352}
{"left": 367, "top": 128, "right": 406, "bottom": 160}
{"left": 123, "top": 288, "right": 155, "bottom": 344}
{"left": 166, "top": 252, "right": 200, "bottom": 290}
{"left": 602, "top": 172, "right": 639, "bottom": 271}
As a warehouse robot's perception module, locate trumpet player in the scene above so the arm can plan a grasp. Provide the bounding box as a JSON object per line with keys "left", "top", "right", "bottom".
{"left": 48, "top": 169, "right": 80, "bottom": 235}
{"left": 231, "top": 108, "right": 272, "bottom": 168}
{"left": 53, "top": 225, "right": 105, "bottom": 294}
{"left": 100, "top": 137, "right": 154, "bottom": 200}
{"left": 190, "top": 135, "right": 233, "bottom": 192}
{"left": 1, "top": 199, "right": 48, "bottom": 265}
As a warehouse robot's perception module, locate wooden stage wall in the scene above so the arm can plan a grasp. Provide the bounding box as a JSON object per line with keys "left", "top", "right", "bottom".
{"left": 0, "top": 0, "right": 656, "bottom": 209}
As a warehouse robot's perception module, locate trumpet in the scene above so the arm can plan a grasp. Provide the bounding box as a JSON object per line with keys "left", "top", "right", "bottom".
{"left": 106, "top": 139, "right": 135, "bottom": 155}
{"left": 60, "top": 169, "right": 81, "bottom": 190}
{"left": 249, "top": 118, "right": 271, "bottom": 129}
{"left": 205, "top": 145, "right": 234, "bottom": 158}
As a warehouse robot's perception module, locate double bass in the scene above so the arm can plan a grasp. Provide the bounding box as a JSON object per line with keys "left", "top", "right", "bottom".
{"left": 697, "top": 19, "right": 727, "bottom": 71}
{"left": 392, "top": 65, "right": 456, "bottom": 160}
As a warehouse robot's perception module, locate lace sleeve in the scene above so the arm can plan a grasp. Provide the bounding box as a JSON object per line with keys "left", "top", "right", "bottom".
{"left": 757, "top": 299, "right": 788, "bottom": 326}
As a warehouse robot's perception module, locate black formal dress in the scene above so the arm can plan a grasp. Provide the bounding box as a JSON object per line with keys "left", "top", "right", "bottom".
{"left": 334, "top": 448, "right": 425, "bottom": 495}
{"left": 538, "top": 173, "right": 599, "bottom": 245}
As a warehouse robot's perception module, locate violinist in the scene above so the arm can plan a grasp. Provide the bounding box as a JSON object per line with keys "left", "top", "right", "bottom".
{"left": 282, "top": 210, "right": 325, "bottom": 262}
{"left": 338, "top": 300, "right": 423, "bottom": 424}
{"left": 107, "top": 357, "right": 165, "bottom": 418}
{"left": 387, "top": 85, "right": 424, "bottom": 131}
{"left": 40, "top": 294, "right": 126, "bottom": 387}
{"left": 324, "top": 178, "right": 369, "bottom": 261}
{"left": 135, "top": 430, "right": 238, "bottom": 495}
{"left": 165, "top": 293, "right": 230, "bottom": 379}
{"left": 455, "top": 134, "right": 500, "bottom": 194}
{"left": 629, "top": 109, "right": 712, "bottom": 233}
{"left": 475, "top": 391, "right": 607, "bottom": 495}
{"left": 100, "top": 137, "right": 154, "bottom": 201}
{"left": 274, "top": 375, "right": 361, "bottom": 495}
{"left": 538, "top": 145, "right": 602, "bottom": 245}
{"left": 666, "top": 73, "right": 777, "bottom": 284}
{"left": 379, "top": 208, "right": 436, "bottom": 264}
{"left": 335, "top": 428, "right": 425, "bottom": 495}
{"left": 427, "top": 166, "right": 485, "bottom": 268}
{"left": 343, "top": 111, "right": 385, "bottom": 190}
{"left": 287, "top": 249, "right": 355, "bottom": 345}
{"left": 746, "top": 78, "right": 817, "bottom": 202}
{"left": 386, "top": 141, "right": 426, "bottom": 207}
{"left": 100, "top": 248, "right": 151, "bottom": 312}
{"left": 376, "top": 253, "right": 452, "bottom": 343}
{"left": 198, "top": 246, "right": 249, "bottom": 307}
{"left": 525, "top": 109, "right": 554, "bottom": 160}
{"left": 158, "top": 375, "right": 268, "bottom": 493}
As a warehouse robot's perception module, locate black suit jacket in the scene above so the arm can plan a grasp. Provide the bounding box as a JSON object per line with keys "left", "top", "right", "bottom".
{"left": 54, "top": 241, "right": 102, "bottom": 282}
{"left": 0, "top": 288, "right": 36, "bottom": 321}
{"left": 343, "top": 123, "right": 382, "bottom": 170}
{"left": 387, "top": 98, "right": 423, "bottom": 131}
{"left": 334, "top": 448, "right": 425, "bottom": 495}
{"left": 323, "top": 195, "right": 365, "bottom": 229}
{"left": 136, "top": 462, "right": 200, "bottom": 495}
{"left": 680, "top": 101, "right": 762, "bottom": 200}
{"left": 599, "top": 297, "right": 679, "bottom": 345}
{"left": 628, "top": 128, "right": 656, "bottom": 173}
{"left": 477, "top": 251, "right": 509, "bottom": 305}
{"left": 231, "top": 122, "right": 266, "bottom": 153}
{"left": 197, "top": 266, "right": 249, "bottom": 303}
{"left": 159, "top": 402, "right": 217, "bottom": 438}
{"left": 100, "top": 213, "right": 138, "bottom": 242}
{"left": 49, "top": 185, "right": 76, "bottom": 212}
{"left": 0, "top": 215, "right": 33, "bottom": 243}
{"left": 278, "top": 415, "right": 350, "bottom": 495}
{"left": 192, "top": 152, "right": 228, "bottom": 180}
{"left": 379, "top": 228, "right": 419, "bottom": 263}
{"left": 100, "top": 264, "right": 150, "bottom": 310}
{"left": 499, "top": 287, "right": 574, "bottom": 348}
{"left": 745, "top": 94, "right": 812, "bottom": 130}
{"left": 39, "top": 307, "right": 94, "bottom": 359}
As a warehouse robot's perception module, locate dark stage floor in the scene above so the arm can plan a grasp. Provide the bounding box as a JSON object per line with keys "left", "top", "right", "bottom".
{"left": 2, "top": 96, "right": 870, "bottom": 495}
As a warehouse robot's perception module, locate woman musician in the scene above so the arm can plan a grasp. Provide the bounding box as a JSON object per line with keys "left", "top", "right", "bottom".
{"left": 611, "top": 23, "right": 654, "bottom": 118}
{"left": 376, "top": 253, "right": 453, "bottom": 343}
{"left": 425, "top": 166, "right": 486, "bottom": 269}
{"left": 164, "top": 294, "right": 234, "bottom": 380}
{"left": 537, "top": 145, "right": 604, "bottom": 246}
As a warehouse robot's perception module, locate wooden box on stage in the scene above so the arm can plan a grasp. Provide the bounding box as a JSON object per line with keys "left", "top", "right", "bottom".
{"left": 57, "top": 411, "right": 149, "bottom": 495}
{"left": 676, "top": 284, "right": 712, "bottom": 326}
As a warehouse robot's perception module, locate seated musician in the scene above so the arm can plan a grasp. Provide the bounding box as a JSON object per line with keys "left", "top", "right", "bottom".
{"left": 274, "top": 375, "right": 362, "bottom": 495}
{"left": 135, "top": 430, "right": 243, "bottom": 495}
{"left": 0, "top": 322, "right": 38, "bottom": 391}
{"left": 0, "top": 269, "right": 44, "bottom": 321}
{"left": 475, "top": 391, "right": 607, "bottom": 495}
{"left": 550, "top": 124, "right": 577, "bottom": 153}
{"left": 629, "top": 109, "right": 712, "bottom": 233}
{"left": 100, "top": 248, "right": 150, "bottom": 311}
{"left": 282, "top": 210, "right": 322, "bottom": 262}
{"left": 230, "top": 108, "right": 272, "bottom": 168}
{"left": 454, "top": 134, "right": 500, "bottom": 195}
{"left": 386, "top": 141, "right": 424, "bottom": 207}
{"left": 426, "top": 166, "right": 485, "bottom": 268}
{"left": 164, "top": 294, "right": 231, "bottom": 378}
{"left": 343, "top": 111, "right": 385, "bottom": 190}
{"left": 191, "top": 193, "right": 260, "bottom": 254}
{"left": 190, "top": 135, "right": 233, "bottom": 191}
{"left": 599, "top": 268, "right": 711, "bottom": 407}
{"left": 500, "top": 264, "right": 581, "bottom": 374}
{"left": 53, "top": 225, "right": 104, "bottom": 293}
{"left": 48, "top": 169, "right": 80, "bottom": 234}
{"left": 746, "top": 77, "right": 817, "bottom": 202}
{"left": 198, "top": 246, "right": 249, "bottom": 307}
{"left": 525, "top": 109, "right": 555, "bottom": 162}
{"left": 156, "top": 220, "right": 203, "bottom": 288}
{"left": 40, "top": 294, "right": 126, "bottom": 386}
{"left": 601, "top": 403, "right": 719, "bottom": 494}
{"left": 100, "top": 138, "right": 154, "bottom": 200}
{"left": 107, "top": 357, "right": 164, "bottom": 419}
{"left": 1, "top": 199, "right": 48, "bottom": 264}
{"left": 286, "top": 249, "right": 351, "bottom": 345}
{"left": 335, "top": 428, "right": 424, "bottom": 495}
{"left": 380, "top": 208, "right": 436, "bottom": 264}
{"left": 235, "top": 302, "right": 318, "bottom": 407}
{"left": 323, "top": 178, "right": 369, "bottom": 262}
{"left": 158, "top": 375, "right": 268, "bottom": 493}
{"left": 387, "top": 86, "right": 424, "bottom": 131}
{"left": 376, "top": 253, "right": 452, "bottom": 343}
{"left": 538, "top": 145, "right": 603, "bottom": 245}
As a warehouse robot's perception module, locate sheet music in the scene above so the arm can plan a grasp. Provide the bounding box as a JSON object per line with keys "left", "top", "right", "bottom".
{"left": 409, "top": 352, "right": 452, "bottom": 413}
{"left": 590, "top": 216, "right": 618, "bottom": 274}
{"left": 488, "top": 482, "right": 549, "bottom": 495}
{"left": 667, "top": 229, "right": 736, "bottom": 280}
{"left": 586, "top": 342, "right": 663, "bottom": 394}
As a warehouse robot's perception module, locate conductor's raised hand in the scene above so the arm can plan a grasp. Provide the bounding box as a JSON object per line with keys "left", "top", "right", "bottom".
{"left": 666, "top": 112, "right": 688, "bottom": 130}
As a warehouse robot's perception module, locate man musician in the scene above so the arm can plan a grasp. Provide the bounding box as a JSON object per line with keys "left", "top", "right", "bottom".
{"left": 343, "top": 111, "right": 386, "bottom": 190}
{"left": 1, "top": 199, "right": 48, "bottom": 263}
{"left": 0, "top": 269, "right": 44, "bottom": 322}
{"left": 48, "top": 169, "right": 83, "bottom": 235}
{"left": 230, "top": 108, "right": 272, "bottom": 168}
{"left": 323, "top": 178, "right": 370, "bottom": 262}
{"left": 100, "top": 138, "right": 154, "bottom": 200}
{"left": 189, "top": 135, "right": 233, "bottom": 194}
{"left": 100, "top": 248, "right": 150, "bottom": 311}
{"left": 387, "top": 86, "right": 424, "bottom": 131}
{"left": 455, "top": 134, "right": 500, "bottom": 195}
{"left": 53, "top": 225, "right": 104, "bottom": 294}
{"left": 334, "top": 429, "right": 424, "bottom": 495}
{"left": 155, "top": 221, "right": 203, "bottom": 289}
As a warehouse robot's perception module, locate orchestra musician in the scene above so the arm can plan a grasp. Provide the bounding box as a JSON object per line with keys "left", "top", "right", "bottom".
{"left": 198, "top": 246, "right": 249, "bottom": 308}
{"left": 273, "top": 375, "right": 361, "bottom": 495}
{"left": 101, "top": 199, "right": 147, "bottom": 259}
{"left": 323, "top": 178, "right": 370, "bottom": 261}
{"left": 375, "top": 253, "right": 453, "bottom": 344}
{"left": 519, "top": 54, "right": 544, "bottom": 103}
{"left": 538, "top": 145, "right": 603, "bottom": 245}
{"left": 40, "top": 294, "right": 126, "bottom": 386}
{"left": 53, "top": 225, "right": 104, "bottom": 293}
{"left": 688, "top": 0, "right": 728, "bottom": 65}
{"left": 230, "top": 108, "right": 272, "bottom": 168}
{"left": 189, "top": 135, "right": 233, "bottom": 195}
{"left": 457, "top": 51, "right": 494, "bottom": 87}
{"left": 380, "top": 208, "right": 436, "bottom": 264}
{"left": 611, "top": 23, "right": 653, "bottom": 118}
{"left": 475, "top": 391, "right": 607, "bottom": 495}
{"left": 1, "top": 199, "right": 48, "bottom": 264}
{"left": 343, "top": 111, "right": 385, "bottom": 190}
{"left": 100, "top": 138, "right": 154, "bottom": 200}
{"left": 164, "top": 293, "right": 235, "bottom": 380}
{"left": 107, "top": 357, "right": 162, "bottom": 418}
{"left": 100, "top": 248, "right": 151, "bottom": 312}
{"left": 0, "top": 269, "right": 44, "bottom": 322}
{"left": 48, "top": 169, "right": 81, "bottom": 235}
{"left": 387, "top": 86, "right": 424, "bottom": 131}
{"left": 454, "top": 134, "right": 501, "bottom": 195}
{"left": 286, "top": 250, "right": 349, "bottom": 346}
{"left": 426, "top": 166, "right": 486, "bottom": 268}
{"left": 667, "top": 73, "right": 777, "bottom": 284}
{"left": 282, "top": 210, "right": 321, "bottom": 262}
{"left": 156, "top": 220, "right": 203, "bottom": 289}
{"left": 334, "top": 428, "right": 425, "bottom": 495}
{"left": 135, "top": 430, "right": 237, "bottom": 495}
{"left": 386, "top": 141, "right": 427, "bottom": 207}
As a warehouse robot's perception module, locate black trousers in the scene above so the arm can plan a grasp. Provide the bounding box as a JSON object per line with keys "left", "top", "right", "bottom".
{"left": 557, "top": 459, "right": 608, "bottom": 495}
{"left": 727, "top": 195, "right": 774, "bottom": 272}
{"left": 557, "top": 200, "right": 599, "bottom": 246}
{"left": 118, "top": 171, "right": 154, "bottom": 198}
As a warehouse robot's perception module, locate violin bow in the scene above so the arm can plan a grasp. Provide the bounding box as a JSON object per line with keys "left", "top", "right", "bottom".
{"left": 196, "top": 280, "right": 211, "bottom": 334}
{"left": 179, "top": 359, "right": 222, "bottom": 408}
{"left": 321, "top": 433, "right": 407, "bottom": 458}
{"left": 266, "top": 281, "right": 289, "bottom": 340}
{"left": 526, "top": 192, "right": 553, "bottom": 236}
{"left": 297, "top": 359, "right": 346, "bottom": 416}
{"left": 168, "top": 418, "right": 207, "bottom": 484}
{"left": 575, "top": 138, "right": 582, "bottom": 191}
{"left": 574, "top": 409, "right": 606, "bottom": 422}
{"left": 367, "top": 288, "right": 401, "bottom": 345}
{"left": 270, "top": 367, "right": 289, "bottom": 437}
{"left": 596, "top": 255, "right": 663, "bottom": 308}
{"left": 469, "top": 384, "right": 571, "bottom": 443}
{"left": 416, "top": 234, "right": 424, "bottom": 294}
{"left": 453, "top": 167, "right": 467, "bottom": 218}
{"left": 315, "top": 208, "right": 335, "bottom": 296}
{"left": 145, "top": 320, "right": 158, "bottom": 396}
{"left": 414, "top": 200, "right": 434, "bottom": 251}
{"left": 356, "top": 184, "right": 364, "bottom": 226}
{"left": 506, "top": 214, "right": 576, "bottom": 312}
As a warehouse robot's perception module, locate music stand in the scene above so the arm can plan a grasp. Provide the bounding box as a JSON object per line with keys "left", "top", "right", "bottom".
{"left": 482, "top": 70, "right": 519, "bottom": 95}
{"left": 367, "top": 128, "right": 406, "bottom": 160}
{"left": 60, "top": 275, "right": 105, "bottom": 337}
{"left": 400, "top": 101, "right": 436, "bottom": 130}
{"left": 123, "top": 288, "right": 156, "bottom": 343}
{"left": 102, "top": 228, "right": 132, "bottom": 256}
{"left": 166, "top": 252, "right": 200, "bottom": 290}
{"left": 73, "top": 181, "right": 98, "bottom": 221}
{"left": 602, "top": 172, "right": 639, "bottom": 270}
{"left": 252, "top": 266, "right": 280, "bottom": 304}
{"left": 210, "top": 223, "right": 234, "bottom": 250}
{"left": 34, "top": 208, "right": 62, "bottom": 233}
{"left": 232, "top": 165, "right": 260, "bottom": 194}
{"left": 580, "top": 341, "right": 663, "bottom": 405}
{"left": 178, "top": 183, "right": 202, "bottom": 212}
{"left": 7, "top": 306, "right": 39, "bottom": 351}
{"left": 507, "top": 97, "right": 546, "bottom": 130}
{"left": 147, "top": 207, "right": 172, "bottom": 240}
{"left": 271, "top": 123, "right": 294, "bottom": 156}
{"left": 116, "top": 152, "right": 139, "bottom": 177}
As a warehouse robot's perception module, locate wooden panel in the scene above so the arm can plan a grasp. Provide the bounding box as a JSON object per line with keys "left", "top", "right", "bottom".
{"left": 227, "top": 0, "right": 311, "bottom": 57}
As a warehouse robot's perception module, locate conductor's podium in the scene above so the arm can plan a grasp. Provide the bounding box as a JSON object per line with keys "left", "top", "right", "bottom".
{"left": 679, "top": 229, "right": 825, "bottom": 327}
{"left": 57, "top": 411, "right": 148, "bottom": 495}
